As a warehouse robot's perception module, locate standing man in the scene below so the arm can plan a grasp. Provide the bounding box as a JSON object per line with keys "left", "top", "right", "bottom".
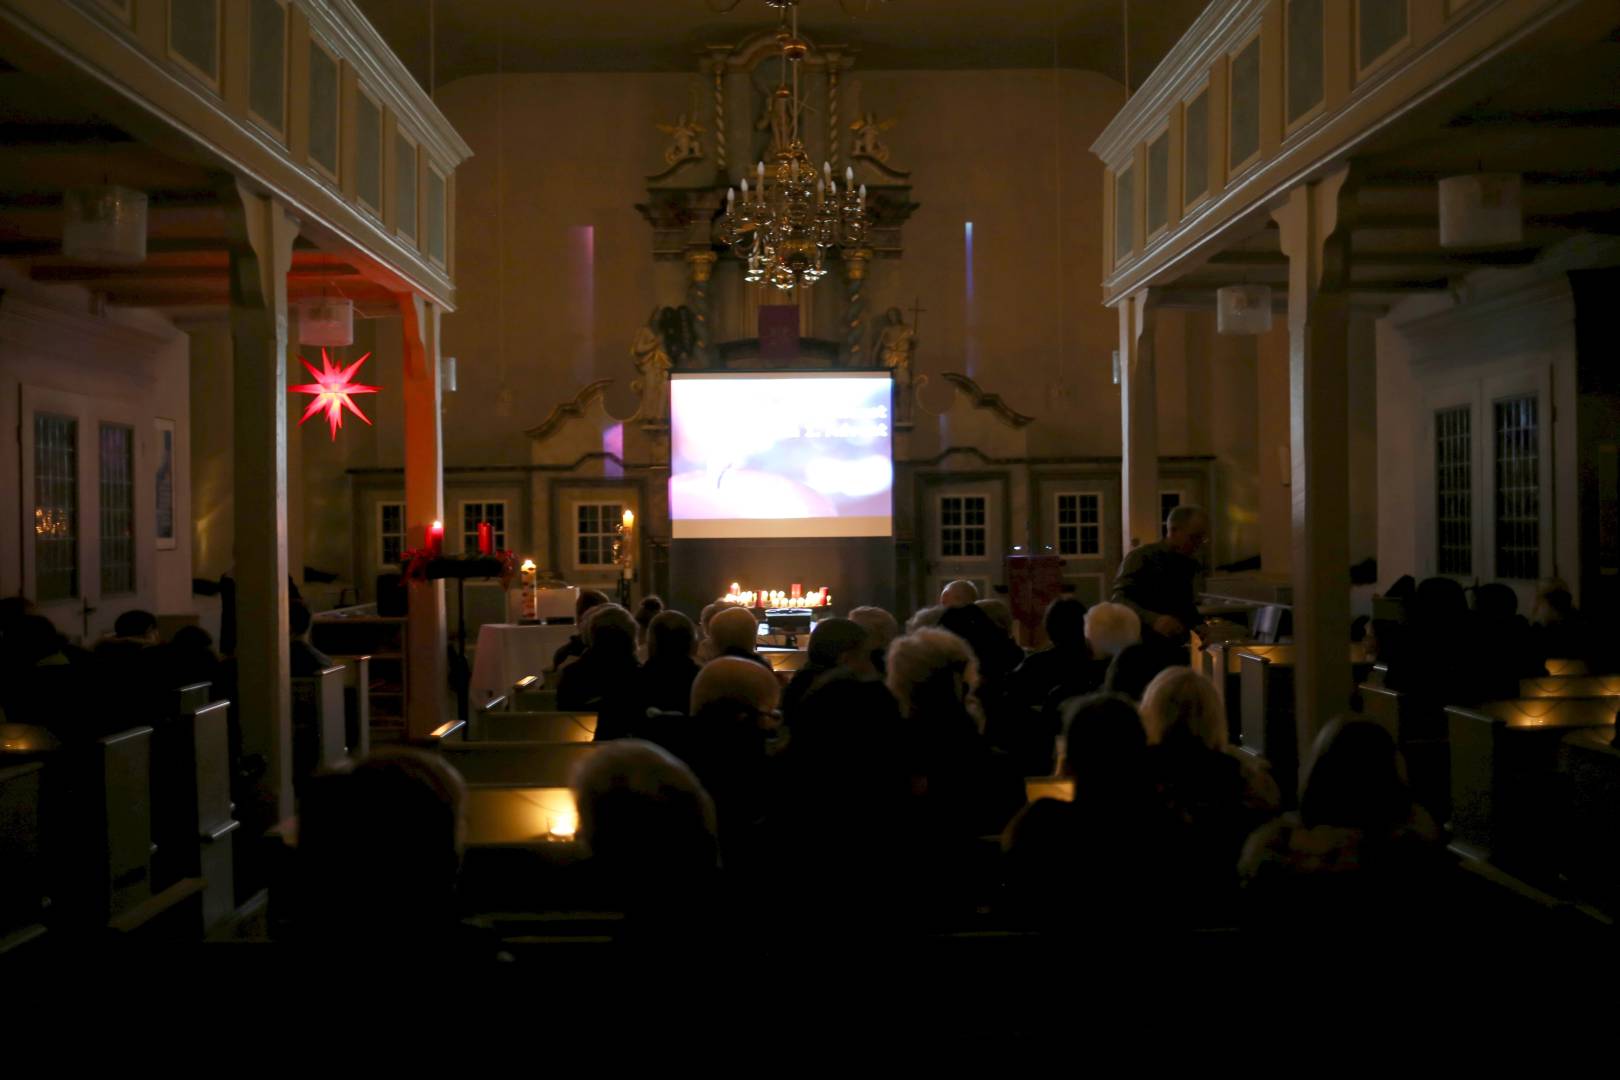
{"left": 1111, "top": 505, "right": 1209, "bottom": 644}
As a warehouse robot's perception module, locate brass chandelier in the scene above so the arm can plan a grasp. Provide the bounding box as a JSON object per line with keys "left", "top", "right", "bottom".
{"left": 715, "top": 2, "right": 870, "bottom": 291}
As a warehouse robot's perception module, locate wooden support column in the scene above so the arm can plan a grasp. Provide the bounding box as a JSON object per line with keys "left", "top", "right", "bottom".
{"left": 1119, "top": 288, "right": 1161, "bottom": 550}
{"left": 1272, "top": 168, "right": 1354, "bottom": 790}
{"left": 400, "top": 294, "right": 449, "bottom": 739}
{"left": 223, "top": 181, "right": 297, "bottom": 821}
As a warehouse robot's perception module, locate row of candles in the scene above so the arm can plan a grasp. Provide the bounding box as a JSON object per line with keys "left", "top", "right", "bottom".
{"left": 421, "top": 519, "right": 499, "bottom": 557}
{"left": 721, "top": 583, "right": 832, "bottom": 609}
{"left": 727, "top": 162, "right": 867, "bottom": 211}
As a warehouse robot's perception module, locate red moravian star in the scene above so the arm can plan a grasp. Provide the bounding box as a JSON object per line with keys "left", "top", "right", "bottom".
{"left": 290, "top": 348, "right": 381, "bottom": 440}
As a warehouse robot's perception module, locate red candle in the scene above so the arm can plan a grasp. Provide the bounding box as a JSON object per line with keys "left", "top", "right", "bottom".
{"left": 477, "top": 521, "right": 494, "bottom": 555}
{"left": 428, "top": 520, "right": 444, "bottom": 557}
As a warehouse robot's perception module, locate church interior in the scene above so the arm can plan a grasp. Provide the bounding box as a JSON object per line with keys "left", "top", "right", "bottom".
{"left": 2, "top": 0, "right": 1619, "bottom": 996}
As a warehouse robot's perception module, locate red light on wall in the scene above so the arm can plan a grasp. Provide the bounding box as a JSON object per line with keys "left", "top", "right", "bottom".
{"left": 290, "top": 348, "right": 381, "bottom": 440}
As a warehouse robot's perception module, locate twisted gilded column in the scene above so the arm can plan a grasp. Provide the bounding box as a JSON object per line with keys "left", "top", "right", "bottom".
{"left": 843, "top": 247, "right": 872, "bottom": 365}
{"left": 687, "top": 250, "right": 716, "bottom": 366}
{"left": 827, "top": 59, "right": 840, "bottom": 170}
{"left": 712, "top": 60, "right": 727, "bottom": 172}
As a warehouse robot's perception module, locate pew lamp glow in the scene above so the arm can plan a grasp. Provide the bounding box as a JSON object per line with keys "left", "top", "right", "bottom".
{"left": 290, "top": 348, "right": 381, "bottom": 440}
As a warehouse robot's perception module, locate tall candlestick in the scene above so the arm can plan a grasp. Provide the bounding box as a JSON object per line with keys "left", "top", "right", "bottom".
{"left": 477, "top": 521, "right": 494, "bottom": 555}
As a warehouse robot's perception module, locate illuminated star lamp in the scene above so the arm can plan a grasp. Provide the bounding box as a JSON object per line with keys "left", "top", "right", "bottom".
{"left": 290, "top": 348, "right": 381, "bottom": 440}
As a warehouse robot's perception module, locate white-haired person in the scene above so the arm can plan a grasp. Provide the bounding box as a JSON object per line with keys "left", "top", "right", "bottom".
{"left": 570, "top": 739, "right": 721, "bottom": 929}
{"left": 886, "top": 628, "right": 1024, "bottom": 848}
{"left": 848, "top": 605, "right": 901, "bottom": 675}
{"left": 1034, "top": 601, "right": 1141, "bottom": 743}
{"left": 1138, "top": 666, "right": 1279, "bottom": 923}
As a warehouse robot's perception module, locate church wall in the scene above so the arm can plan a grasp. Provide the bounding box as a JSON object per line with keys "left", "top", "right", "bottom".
{"left": 430, "top": 67, "right": 1130, "bottom": 469}
{"left": 0, "top": 264, "right": 192, "bottom": 639}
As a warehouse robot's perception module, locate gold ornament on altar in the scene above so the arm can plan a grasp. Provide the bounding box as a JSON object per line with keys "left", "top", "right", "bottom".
{"left": 656, "top": 112, "right": 706, "bottom": 167}
{"left": 850, "top": 111, "right": 897, "bottom": 163}
{"left": 718, "top": 3, "right": 870, "bottom": 291}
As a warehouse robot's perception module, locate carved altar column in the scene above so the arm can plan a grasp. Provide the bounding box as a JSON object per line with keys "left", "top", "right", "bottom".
{"left": 686, "top": 249, "right": 717, "bottom": 366}
{"left": 844, "top": 246, "right": 873, "bottom": 365}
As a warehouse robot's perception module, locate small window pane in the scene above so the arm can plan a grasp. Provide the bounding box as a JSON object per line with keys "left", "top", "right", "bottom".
{"left": 425, "top": 167, "right": 447, "bottom": 265}
{"left": 576, "top": 503, "right": 622, "bottom": 567}
{"left": 355, "top": 92, "right": 383, "bottom": 211}
{"left": 170, "top": 0, "right": 219, "bottom": 81}
{"left": 100, "top": 425, "right": 135, "bottom": 595}
{"left": 396, "top": 134, "right": 418, "bottom": 241}
{"left": 1494, "top": 396, "right": 1540, "bottom": 580}
{"left": 380, "top": 502, "right": 404, "bottom": 565}
{"left": 1359, "top": 0, "right": 1408, "bottom": 70}
{"left": 1287, "top": 0, "right": 1325, "bottom": 124}
{"left": 248, "top": 0, "right": 286, "bottom": 129}
{"left": 308, "top": 42, "right": 339, "bottom": 175}
{"left": 1114, "top": 166, "right": 1134, "bottom": 264}
{"left": 1146, "top": 132, "right": 1170, "bottom": 234}
{"left": 1057, "top": 493, "right": 1101, "bottom": 557}
{"left": 1229, "top": 38, "right": 1261, "bottom": 168}
{"left": 35, "top": 414, "right": 79, "bottom": 603}
{"left": 1435, "top": 407, "right": 1472, "bottom": 575}
{"left": 1184, "top": 91, "right": 1209, "bottom": 202}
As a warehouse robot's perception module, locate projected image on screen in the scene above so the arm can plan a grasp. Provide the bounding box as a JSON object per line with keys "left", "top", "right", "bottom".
{"left": 670, "top": 372, "right": 893, "bottom": 539}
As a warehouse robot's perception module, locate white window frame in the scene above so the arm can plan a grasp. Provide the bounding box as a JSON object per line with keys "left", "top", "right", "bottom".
{"left": 938, "top": 493, "right": 989, "bottom": 560}
{"left": 574, "top": 501, "right": 624, "bottom": 568}
{"left": 459, "top": 499, "right": 509, "bottom": 554}
{"left": 377, "top": 500, "right": 405, "bottom": 569}
{"left": 1055, "top": 491, "right": 1103, "bottom": 558}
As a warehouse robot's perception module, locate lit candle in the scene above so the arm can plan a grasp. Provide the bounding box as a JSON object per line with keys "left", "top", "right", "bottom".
{"left": 741, "top": 177, "right": 749, "bottom": 200}
{"left": 727, "top": 186, "right": 735, "bottom": 210}
{"left": 428, "top": 520, "right": 444, "bottom": 557}
{"left": 477, "top": 521, "right": 494, "bottom": 555}
{"left": 845, "top": 165, "right": 854, "bottom": 188}
{"left": 824, "top": 161, "right": 832, "bottom": 184}
{"left": 859, "top": 183, "right": 867, "bottom": 210}
{"left": 817, "top": 178, "right": 824, "bottom": 203}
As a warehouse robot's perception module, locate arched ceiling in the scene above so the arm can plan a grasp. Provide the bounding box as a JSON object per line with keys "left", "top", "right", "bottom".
{"left": 355, "top": 0, "right": 1211, "bottom": 92}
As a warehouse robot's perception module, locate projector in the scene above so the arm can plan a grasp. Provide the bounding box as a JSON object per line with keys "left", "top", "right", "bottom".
{"left": 765, "top": 608, "right": 813, "bottom": 635}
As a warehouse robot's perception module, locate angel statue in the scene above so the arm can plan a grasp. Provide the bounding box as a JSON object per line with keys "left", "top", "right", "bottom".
{"left": 630, "top": 309, "right": 673, "bottom": 421}
{"left": 851, "top": 111, "right": 897, "bottom": 163}
{"left": 656, "top": 113, "right": 705, "bottom": 167}
{"left": 875, "top": 306, "right": 916, "bottom": 373}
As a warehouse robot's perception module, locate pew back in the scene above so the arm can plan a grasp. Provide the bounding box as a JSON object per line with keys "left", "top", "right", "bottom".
{"left": 1446, "top": 697, "right": 1616, "bottom": 873}
{"left": 1518, "top": 674, "right": 1620, "bottom": 698}
{"left": 433, "top": 740, "right": 597, "bottom": 788}
{"left": 291, "top": 666, "right": 349, "bottom": 783}
{"left": 467, "top": 712, "right": 598, "bottom": 743}
{"left": 513, "top": 686, "right": 558, "bottom": 712}
{"left": 1557, "top": 727, "right": 1620, "bottom": 917}
{"left": 0, "top": 761, "right": 46, "bottom": 936}
{"left": 100, "top": 726, "right": 156, "bottom": 920}
{"left": 1237, "top": 651, "right": 1298, "bottom": 803}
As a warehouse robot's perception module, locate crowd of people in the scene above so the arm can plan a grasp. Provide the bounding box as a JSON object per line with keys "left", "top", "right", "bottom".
{"left": 3, "top": 522, "right": 1592, "bottom": 954}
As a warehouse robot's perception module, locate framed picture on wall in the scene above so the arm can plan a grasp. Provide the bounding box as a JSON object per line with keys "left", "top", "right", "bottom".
{"left": 155, "top": 417, "right": 176, "bottom": 550}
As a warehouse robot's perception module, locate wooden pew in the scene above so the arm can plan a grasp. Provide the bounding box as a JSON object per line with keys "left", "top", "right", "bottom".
{"left": 172, "top": 700, "right": 240, "bottom": 932}
{"left": 1205, "top": 641, "right": 1367, "bottom": 751}
{"left": 467, "top": 711, "right": 598, "bottom": 744}
{"left": 1519, "top": 674, "right": 1620, "bottom": 698}
{"left": 1237, "top": 651, "right": 1298, "bottom": 804}
{"left": 0, "top": 761, "right": 47, "bottom": 952}
{"left": 150, "top": 683, "right": 213, "bottom": 892}
{"left": 1359, "top": 684, "right": 1451, "bottom": 821}
{"left": 511, "top": 675, "right": 553, "bottom": 712}
{"left": 1544, "top": 658, "right": 1589, "bottom": 677}
{"left": 1557, "top": 726, "right": 1620, "bottom": 917}
{"left": 430, "top": 739, "right": 597, "bottom": 788}
{"left": 333, "top": 655, "right": 372, "bottom": 759}
{"left": 480, "top": 694, "right": 508, "bottom": 714}
{"left": 1445, "top": 697, "right": 1616, "bottom": 879}
{"left": 291, "top": 665, "right": 349, "bottom": 786}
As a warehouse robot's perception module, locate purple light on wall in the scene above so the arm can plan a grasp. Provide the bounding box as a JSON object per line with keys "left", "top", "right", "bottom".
{"left": 603, "top": 422, "right": 623, "bottom": 478}
{"left": 571, "top": 224, "right": 595, "bottom": 385}
{"left": 964, "top": 220, "right": 978, "bottom": 376}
